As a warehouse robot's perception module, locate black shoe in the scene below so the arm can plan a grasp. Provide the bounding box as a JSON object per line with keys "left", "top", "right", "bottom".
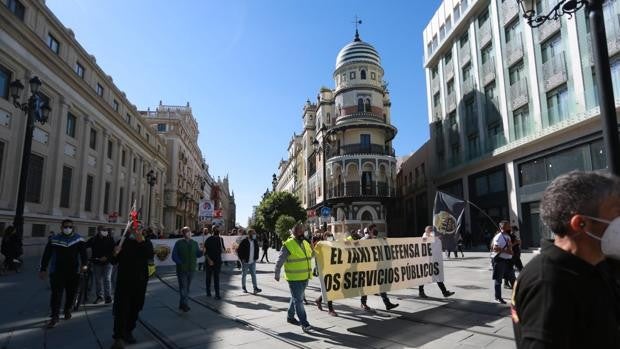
{"left": 443, "top": 291, "right": 455, "bottom": 297}
{"left": 94, "top": 296, "right": 103, "bottom": 304}
{"left": 504, "top": 283, "right": 513, "bottom": 290}
{"left": 287, "top": 317, "right": 300, "bottom": 325}
{"left": 124, "top": 333, "right": 137, "bottom": 344}
{"left": 419, "top": 292, "right": 429, "bottom": 299}
{"left": 385, "top": 303, "right": 399, "bottom": 311}
{"left": 64, "top": 310, "right": 72, "bottom": 320}
{"left": 110, "top": 339, "right": 125, "bottom": 349}
{"left": 242, "top": 288, "right": 248, "bottom": 293}
{"left": 206, "top": 293, "right": 212, "bottom": 297}
{"left": 302, "top": 325, "right": 313, "bottom": 333}
{"left": 105, "top": 297, "right": 112, "bottom": 304}
{"left": 46, "top": 317, "right": 59, "bottom": 328}
{"left": 361, "top": 304, "right": 371, "bottom": 311}
{"left": 215, "top": 295, "right": 221, "bottom": 300}
{"left": 495, "top": 298, "right": 507, "bottom": 304}
{"left": 180, "top": 304, "right": 190, "bottom": 312}
{"left": 253, "top": 288, "right": 262, "bottom": 294}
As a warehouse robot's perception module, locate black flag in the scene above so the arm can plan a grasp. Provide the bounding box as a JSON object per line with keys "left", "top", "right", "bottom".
{"left": 432, "top": 191, "right": 465, "bottom": 252}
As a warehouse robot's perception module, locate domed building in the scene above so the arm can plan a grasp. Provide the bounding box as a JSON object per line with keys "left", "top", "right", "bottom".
{"left": 275, "top": 29, "right": 398, "bottom": 235}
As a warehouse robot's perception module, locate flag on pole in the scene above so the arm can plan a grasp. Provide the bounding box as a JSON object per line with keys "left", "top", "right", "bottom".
{"left": 432, "top": 191, "right": 466, "bottom": 252}
{"left": 118, "top": 201, "right": 137, "bottom": 249}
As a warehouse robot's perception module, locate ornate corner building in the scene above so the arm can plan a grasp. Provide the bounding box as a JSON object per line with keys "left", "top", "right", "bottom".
{"left": 275, "top": 30, "right": 398, "bottom": 234}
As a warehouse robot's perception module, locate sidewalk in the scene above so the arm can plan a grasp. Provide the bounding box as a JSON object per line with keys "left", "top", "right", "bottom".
{"left": 0, "top": 248, "right": 529, "bottom": 348}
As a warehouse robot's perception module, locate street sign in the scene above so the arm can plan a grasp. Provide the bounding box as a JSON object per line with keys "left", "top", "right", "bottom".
{"left": 320, "top": 207, "right": 331, "bottom": 217}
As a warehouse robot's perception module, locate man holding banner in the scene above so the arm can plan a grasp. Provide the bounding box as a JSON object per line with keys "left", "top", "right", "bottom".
{"left": 172, "top": 227, "right": 204, "bottom": 312}
{"left": 359, "top": 227, "right": 399, "bottom": 311}
{"left": 418, "top": 226, "right": 455, "bottom": 299}
{"left": 274, "top": 223, "right": 314, "bottom": 333}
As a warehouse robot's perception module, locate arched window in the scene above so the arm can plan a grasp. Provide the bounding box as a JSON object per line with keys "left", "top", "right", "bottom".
{"left": 326, "top": 113, "right": 331, "bottom": 124}
{"left": 361, "top": 211, "right": 373, "bottom": 221}
{"left": 365, "top": 98, "right": 371, "bottom": 112}
{"left": 357, "top": 98, "right": 364, "bottom": 112}
{"left": 360, "top": 69, "right": 367, "bottom": 80}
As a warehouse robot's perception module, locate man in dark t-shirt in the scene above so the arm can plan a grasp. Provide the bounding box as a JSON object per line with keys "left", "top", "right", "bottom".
{"left": 512, "top": 171, "right": 620, "bottom": 348}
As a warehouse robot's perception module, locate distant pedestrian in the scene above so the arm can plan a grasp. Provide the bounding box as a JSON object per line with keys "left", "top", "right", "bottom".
{"left": 205, "top": 227, "right": 225, "bottom": 299}
{"left": 359, "top": 227, "right": 399, "bottom": 311}
{"left": 110, "top": 227, "right": 153, "bottom": 349}
{"left": 314, "top": 231, "right": 337, "bottom": 316}
{"left": 39, "top": 219, "right": 87, "bottom": 328}
{"left": 172, "top": 227, "right": 203, "bottom": 312}
{"left": 510, "top": 226, "right": 523, "bottom": 272}
{"left": 456, "top": 237, "right": 465, "bottom": 257}
{"left": 237, "top": 229, "right": 262, "bottom": 294}
{"left": 86, "top": 226, "right": 115, "bottom": 304}
{"left": 491, "top": 220, "right": 515, "bottom": 304}
{"left": 1, "top": 225, "right": 22, "bottom": 272}
{"left": 274, "top": 223, "right": 313, "bottom": 333}
{"left": 198, "top": 227, "right": 211, "bottom": 271}
{"left": 512, "top": 171, "right": 620, "bottom": 348}
{"left": 418, "top": 226, "right": 455, "bottom": 298}
{"left": 260, "top": 233, "right": 270, "bottom": 263}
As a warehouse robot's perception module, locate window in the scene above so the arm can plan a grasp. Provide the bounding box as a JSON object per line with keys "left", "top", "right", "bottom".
{"left": 103, "top": 181, "right": 111, "bottom": 213}
{"left": 446, "top": 15, "right": 452, "bottom": 32}
{"left": 505, "top": 20, "right": 522, "bottom": 44}
{"left": 47, "top": 34, "right": 59, "bottom": 54}
{"left": 509, "top": 61, "right": 526, "bottom": 84}
{"left": 462, "top": 63, "right": 472, "bottom": 82}
{"left": 439, "top": 24, "right": 446, "bottom": 41}
{"left": 591, "top": 140, "right": 607, "bottom": 170}
{"left": 478, "top": 10, "right": 489, "bottom": 27}
{"left": 481, "top": 44, "right": 494, "bottom": 64}
{"left": 121, "top": 150, "right": 126, "bottom": 167}
{"left": 350, "top": 71, "right": 356, "bottom": 79}
{"left": 146, "top": 134, "right": 150, "bottom": 143}
{"left": 447, "top": 80, "right": 454, "bottom": 94}
{"left": 364, "top": 98, "right": 371, "bottom": 112}
{"left": 513, "top": 107, "right": 531, "bottom": 140}
{"left": 546, "top": 145, "right": 587, "bottom": 180}
{"left": 75, "top": 62, "right": 84, "bottom": 79}
{"left": 107, "top": 140, "right": 113, "bottom": 159}
{"left": 137, "top": 124, "right": 141, "bottom": 134}
{"left": 433, "top": 92, "right": 441, "bottom": 107}
{"left": 85, "top": 175, "right": 94, "bottom": 212}
{"left": 26, "top": 154, "right": 44, "bottom": 203}
{"left": 357, "top": 98, "right": 364, "bottom": 112}
{"left": 66, "top": 113, "right": 76, "bottom": 138}
{"left": 7, "top": 0, "right": 25, "bottom": 21}
{"left": 547, "top": 87, "right": 568, "bottom": 125}
{"left": 118, "top": 187, "right": 124, "bottom": 214}
{"left": 541, "top": 33, "right": 562, "bottom": 64}
{"left": 157, "top": 123, "right": 166, "bottom": 132}
{"left": 454, "top": 3, "right": 461, "bottom": 21}
{"left": 360, "top": 70, "right": 366, "bottom": 80}
{"left": 60, "top": 166, "right": 72, "bottom": 208}
{"left": 113, "top": 100, "right": 119, "bottom": 112}
{"left": 431, "top": 66, "right": 439, "bottom": 79}
{"left": 460, "top": 33, "right": 469, "bottom": 48}
{"left": 32, "top": 224, "right": 46, "bottom": 237}
{"left": 89, "top": 128, "right": 97, "bottom": 150}
{"left": 432, "top": 35, "right": 438, "bottom": 51}
{"left": 133, "top": 157, "right": 137, "bottom": 173}
{"left": 326, "top": 113, "right": 331, "bottom": 124}
{"left": 360, "top": 134, "right": 371, "bottom": 146}
{"left": 126, "top": 113, "right": 132, "bottom": 125}
{"left": 0, "top": 65, "right": 11, "bottom": 100}
{"left": 427, "top": 42, "right": 433, "bottom": 55}
{"left": 371, "top": 72, "right": 376, "bottom": 80}
{"left": 444, "top": 51, "right": 452, "bottom": 65}
{"left": 96, "top": 83, "right": 104, "bottom": 97}
{"left": 468, "top": 133, "right": 480, "bottom": 158}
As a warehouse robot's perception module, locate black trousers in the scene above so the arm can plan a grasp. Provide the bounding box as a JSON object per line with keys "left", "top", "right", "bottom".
{"left": 361, "top": 292, "right": 390, "bottom": 305}
{"left": 113, "top": 279, "right": 147, "bottom": 340}
{"left": 49, "top": 272, "right": 79, "bottom": 318}
{"left": 205, "top": 263, "right": 222, "bottom": 296}
{"left": 260, "top": 249, "right": 269, "bottom": 262}
{"left": 419, "top": 282, "right": 448, "bottom": 294}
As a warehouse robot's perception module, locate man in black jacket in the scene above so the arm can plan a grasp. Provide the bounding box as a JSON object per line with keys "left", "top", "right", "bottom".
{"left": 237, "top": 229, "right": 262, "bottom": 294}
{"left": 110, "top": 228, "right": 154, "bottom": 349}
{"left": 205, "top": 226, "right": 225, "bottom": 299}
{"left": 39, "top": 219, "right": 88, "bottom": 328}
{"left": 86, "top": 226, "right": 115, "bottom": 304}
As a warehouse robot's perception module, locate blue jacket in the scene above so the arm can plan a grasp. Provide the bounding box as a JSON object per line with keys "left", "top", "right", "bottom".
{"left": 40, "top": 233, "right": 87, "bottom": 274}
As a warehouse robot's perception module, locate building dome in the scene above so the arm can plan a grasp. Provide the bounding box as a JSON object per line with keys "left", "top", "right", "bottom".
{"left": 335, "top": 31, "right": 381, "bottom": 70}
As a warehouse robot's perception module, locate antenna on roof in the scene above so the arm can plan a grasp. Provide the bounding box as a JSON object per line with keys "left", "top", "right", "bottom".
{"left": 353, "top": 15, "right": 362, "bottom": 41}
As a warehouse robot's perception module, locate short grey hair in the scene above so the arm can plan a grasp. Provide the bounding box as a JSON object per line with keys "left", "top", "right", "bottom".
{"left": 540, "top": 171, "right": 620, "bottom": 236}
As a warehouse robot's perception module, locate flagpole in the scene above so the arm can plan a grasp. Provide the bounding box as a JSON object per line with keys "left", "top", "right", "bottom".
{"left": 464, "top": 200, "right": 500, "bottom": 232}
{"left": 117, "top": 200, "right": 137, "bottom": 250}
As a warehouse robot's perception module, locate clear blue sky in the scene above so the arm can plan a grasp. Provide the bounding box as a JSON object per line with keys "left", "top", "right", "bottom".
{"left": 48, "top": 0, "right": 442, "bottom": 225}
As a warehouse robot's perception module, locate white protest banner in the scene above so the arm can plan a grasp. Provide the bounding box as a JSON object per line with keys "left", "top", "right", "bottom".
{"left": 314, "top": 237, "right": 444, "bottom": 301}
{"left": 151, "top": 235, "right": 243, "bottom": 266}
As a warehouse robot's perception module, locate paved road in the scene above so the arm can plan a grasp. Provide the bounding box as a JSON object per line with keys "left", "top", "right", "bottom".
{"left": 0, "top": 248, "right": 531, "bottom": 348}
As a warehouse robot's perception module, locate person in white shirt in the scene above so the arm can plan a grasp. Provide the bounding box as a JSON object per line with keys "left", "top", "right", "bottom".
{"left": 419, "top": 226, "right": 455, "bottom": 298}
{"left": 491, "top": 220, "right": 515, "bottom": 303}
{"left": 237, "top": 229, "right": 262, "bottom": 294}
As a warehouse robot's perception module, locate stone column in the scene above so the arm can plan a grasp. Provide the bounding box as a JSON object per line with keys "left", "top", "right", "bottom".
{"left": 96, "top": 130, "right": 108, "bottom": 221}
{"left": 50, "top": 95, "right": 69, "bottom": 216}
{"left": 75, "top": 115, "right": 91, "bottom": 218}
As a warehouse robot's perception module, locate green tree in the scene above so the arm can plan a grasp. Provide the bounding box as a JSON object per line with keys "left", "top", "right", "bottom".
{"left": 275, "top": 215, "right": 296, "bottom": 242}
{"left": 253, "top": 191, "right": 306, "bottom": 233}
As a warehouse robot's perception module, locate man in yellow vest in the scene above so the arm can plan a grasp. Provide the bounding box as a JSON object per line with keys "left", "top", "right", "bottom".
{"left": 274, "top": 222, "right": 313, "bottom": 333}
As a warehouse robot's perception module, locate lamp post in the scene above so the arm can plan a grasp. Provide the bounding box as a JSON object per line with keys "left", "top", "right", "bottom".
{"left": 272, "top": 173, "right": 277, "bottom": 192}
{"left": 516, "top": 0, "right": 619, "bottom": 175}
{"left": 9, "top": 76, "right": 52, "bottom": 250}
{"left": 312, "top": 125, "right": 332, "bottom": 229}
{"left": 146, "top": 170, "right": 157, "bottom": 228}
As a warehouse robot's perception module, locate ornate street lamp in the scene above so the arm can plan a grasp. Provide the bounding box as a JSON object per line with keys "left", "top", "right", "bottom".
{"left": 271, "top": 173, "right": 277, "bottom": 192}
{"left": 146, "top": 170, "right": 157, "bottom": 228}
{"left": 516, "top": 0, "right": 619, "bottom": 175}
{"left": 10, "top": 76, "right": 52, "bottom": 250}
{"left": 312, "top": 125, "right": 333, "bottom": 229}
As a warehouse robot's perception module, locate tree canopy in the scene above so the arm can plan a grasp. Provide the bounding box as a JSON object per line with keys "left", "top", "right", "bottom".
{"left": 251, "top": 191, "right": 306, "bottom": 234}
{"left": 275, "top": 215, "right": 296, "bottom": 242}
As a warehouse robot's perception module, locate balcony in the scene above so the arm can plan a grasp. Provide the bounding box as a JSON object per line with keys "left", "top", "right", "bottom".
{"left": 446, "top": 92, "right": 457, "bottom": 112}
{"left": 327, "top": 143, "right": 395, "bottom": 159}
{"left": 477, "top": 21, "right": 492, "bottom": 48}
{"left": 510, "top": 78, "right": 529, "bottom": 110}
{"left": 542, "top": 53, "right": 567, "bottom": 92}
{"left": 506, "top": 36, "right": 524, "bottom": 67}
{"left": 481, "top": 58, "right": 496, "bottom": 86}
{"left": 327, "top": 181, "right": 394, "bottom": 199}
{"left": 431, "top": 76, "right": 440, "bottom": 93}
{"left": 538, "top": 17, "right": 561, "bottom": 43}
{"left": 486, "top": 132, "right": 506, "bottom": 152}
{"left": 502, "top": 0, "right": 519, "bottom": 25}
{"left": 459, "top": 47, "right": 471, "bottom": 67}
{"left": 462, "top": 78, "right": 476, "bottom": 96}
{"left": 336, "top": 112, "right": 385, "bottom": 124}
{"left": 445, "top": 61, "right": 454, "bottom": 81}
{"left": 585, "top": 23, "right": 620, "bottom": 66}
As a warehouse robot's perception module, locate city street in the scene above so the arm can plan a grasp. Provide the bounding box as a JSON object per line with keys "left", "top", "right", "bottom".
{"left": 0, "top": 248, "right": 532, "bottom": 349}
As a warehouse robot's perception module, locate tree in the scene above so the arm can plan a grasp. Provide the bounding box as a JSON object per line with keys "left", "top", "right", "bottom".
{"left": 275, "top": 215, "right": 296, "bottom": 242}
{"left": 253, "top": 191, "right": 306, "bottom": 234}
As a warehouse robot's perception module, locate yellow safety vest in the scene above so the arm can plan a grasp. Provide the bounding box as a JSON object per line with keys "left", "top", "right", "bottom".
{"left": 346, "top": 236, "right": 353, "bottom": 241}
{"left": 283, "top": 238, "right": 313, "bottom": 281}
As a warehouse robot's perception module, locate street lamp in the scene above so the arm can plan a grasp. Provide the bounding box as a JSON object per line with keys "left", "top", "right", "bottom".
{"left": 10, "top": 76, "right": 52, "bottom": 250}
{"left": 146, "top": 170, "right": 157, "bottom": 228}
{"left": 312, "top": 125, "right": 333, "bottom": 228}
{"left": 272, "top": 173, "right": 277, "bottom": 192}
{"left": 516, "top": 0, "right": 620, "bottom": 175}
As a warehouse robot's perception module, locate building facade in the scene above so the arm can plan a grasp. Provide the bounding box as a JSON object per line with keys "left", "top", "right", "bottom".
{"left": 423, "top": 0, "right": 620, "bottom": 247}
{"left": 275, "top": 31, "right": 399, "bottom": 234}
{"left": 0, "top": 0, "right": 168, "bottom": 239}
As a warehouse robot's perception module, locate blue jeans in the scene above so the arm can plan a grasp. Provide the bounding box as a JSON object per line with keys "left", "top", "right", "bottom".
{"left": 241, "top": 262, "right": 258, "bottom": 290}
{"left": 287, "top": 280, "right": 309, "bottom": 327}
{"left": 92, "top": 263, "right": 112, "bottom": 298}
{"left": 177, "top": 271, "right": 194, "bottom": 307}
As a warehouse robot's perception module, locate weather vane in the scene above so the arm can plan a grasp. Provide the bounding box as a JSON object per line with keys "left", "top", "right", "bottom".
{"left": 353, "top": 15, "right": 362, "bottom": 40}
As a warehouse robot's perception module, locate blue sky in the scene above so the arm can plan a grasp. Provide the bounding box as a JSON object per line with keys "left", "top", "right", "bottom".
{"left": 47, "top": 0, "right": 442, "bottom": 225}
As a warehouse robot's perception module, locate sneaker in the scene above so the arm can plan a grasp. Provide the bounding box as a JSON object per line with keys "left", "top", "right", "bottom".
{"left": 443, "top": 291, "right": 455, "bottom": 298}
{"left": 46, "top": 317, "right": 59, "bottom": 329}
{"left": 328, "top": 309, "right": 338, "bottom": 317}
{"left": 361, "top": 304, "right": 371, "bottom": 311}
{"left": 110, "top": 339, "right": 125, "bottom": 349}
{"left": 315, "top": 299, "right": 323, "bottom": 311}
{"left": 64, "top": 310, "right": 72, "bottom": 320}
{"left": 419, "top": 292, "right": 429, "bottom": 299}
{"left": 385, "top": 303, "right": 399, "bottom": 311}
{"left": 253, "top": 288, "right": 262, "bottom": 294}
{"left": 495, "top": 298, "right": 507, "bottom": 304}
{"left": 287, "top": 317, "right": 300, "bottom": 325}
{"left": 124, "top": 333, "right": 137, "bottom": 344}
{"left": 302, "top": 325, "right": 313, "bottom": 333}
{"left": 105, "top": 297, "right": 113, "bottom": 304}
{"left": 94, "top": 296, "right": 103, "bottom": 304}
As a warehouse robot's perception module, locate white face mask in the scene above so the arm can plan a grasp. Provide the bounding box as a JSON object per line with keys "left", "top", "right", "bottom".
{"left": 326, "top": 236, "right": 335, "bottom": 241}
{"left": 583, "top": 216, "right": 620, "bottom": 259}
{"left": 62, "top": 227, "right": 73, "bottom": 235}
{"left": 184, "top": 232, "right": 192, "bottom": 239}
{"left": 251, "top": 235, "right": 256, "bottom": 240}
{"left": 100, "top": 230, "right": 109, "bottom": 237}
